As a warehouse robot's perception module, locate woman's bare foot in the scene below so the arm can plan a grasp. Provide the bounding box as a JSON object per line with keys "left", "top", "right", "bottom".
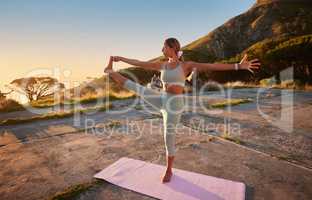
{"left": 104, "top": 56, "right": 114, "bottom": 73}
{"left": 161, "top": 169, "right": 173, "bottom": 183}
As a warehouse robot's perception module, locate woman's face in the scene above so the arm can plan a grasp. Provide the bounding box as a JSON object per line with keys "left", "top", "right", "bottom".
{"left": 162, "top": 42, "right": 175, "bottom": 58}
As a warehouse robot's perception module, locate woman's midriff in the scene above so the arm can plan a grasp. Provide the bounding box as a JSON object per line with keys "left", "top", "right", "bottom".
{"left": 164, "top": 83, "right": 184, "bottom": 94}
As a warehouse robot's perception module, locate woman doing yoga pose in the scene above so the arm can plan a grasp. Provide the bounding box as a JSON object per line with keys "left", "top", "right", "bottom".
{"left": 104, "top": 37, "right": 260, "bottom": 183}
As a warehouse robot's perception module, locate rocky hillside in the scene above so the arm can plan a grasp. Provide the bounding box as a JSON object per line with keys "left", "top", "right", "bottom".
{"left": 203, "top": 34, "right": 312, "bottom": 83}
{"left": 149, "top": 0, "right": 312, "bottom": 84}
{"left": 85, "top": 0, "right": 312, "bottom": 92}
{"left": 184, "top": 0, "right": 312, "bottom": 59}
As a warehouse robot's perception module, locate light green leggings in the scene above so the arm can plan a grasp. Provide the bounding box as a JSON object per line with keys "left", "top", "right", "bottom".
{"left": 123, "top": 79, "right": 185, "bottom": 156}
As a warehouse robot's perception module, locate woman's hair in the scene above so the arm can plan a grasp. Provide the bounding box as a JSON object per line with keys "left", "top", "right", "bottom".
{"left": 165, "top": 37, "right": 184, "bottom": 61}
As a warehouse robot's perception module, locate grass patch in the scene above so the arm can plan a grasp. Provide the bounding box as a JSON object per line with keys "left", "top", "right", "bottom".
{"left": 134, "top": 104, "right": 144, "bottom": 110}
{"left": 30, "top": 91, "right": 135, "bottom": 109}
{"left": 224, "top": 81, "right": 259, "bottom": 89}
{"left": 151, "top": 113, "right": 162, "bottom": 118}
{"left": 271, "top": 81, "right": 312, "bottom": 91}
{"left": 208, "top": 98, "right": 253, "bottom": 109}
{"left": 276, "top": 155, "right": 292, "bottom": 162}
{"left": 220, "top": 132, "right": 244, "bottom": 145}
{"left": 47, "top": 180, "right": 103, "bottom": 200}
{"left": 30, "top": 98, "right": 61, "bottom": 108}
{"left": 0, "top": 103, "right": 112, "bottom": 126}
{"left": 106, "top": 120, "right": 122, "bottom": 128}
{"left": 275, "top": 154, "right": 301, "bottom": 163}
{"left": 70, "top": 91, "right": 135, "bottom": 104}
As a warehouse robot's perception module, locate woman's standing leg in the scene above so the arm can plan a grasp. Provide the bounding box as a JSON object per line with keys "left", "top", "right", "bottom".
{"left": 161, "top": 93, "right": 185, "bottom": 182}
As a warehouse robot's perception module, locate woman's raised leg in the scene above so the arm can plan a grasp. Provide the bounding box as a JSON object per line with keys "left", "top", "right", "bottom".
{"left": 104, "top": 56, "right": 163, "bottom": 111}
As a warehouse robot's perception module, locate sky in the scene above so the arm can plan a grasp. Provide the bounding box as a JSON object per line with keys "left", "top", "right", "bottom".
{"left": 0, "top": 0, "right": 255, "bottom": 91}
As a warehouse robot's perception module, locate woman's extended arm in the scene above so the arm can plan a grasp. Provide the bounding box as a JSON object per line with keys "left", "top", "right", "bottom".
{"left": 185, "top": 54, "right": 261, "bottom": 74}
{"left": 112, "top": 56, "right": 163, "bottom": 71}
{"left": 186, "top": 62, "right": 238, "bottom": 71}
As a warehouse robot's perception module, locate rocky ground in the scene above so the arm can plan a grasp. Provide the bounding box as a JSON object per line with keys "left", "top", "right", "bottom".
{"left": 0, "top": 88, "right": 311, "bottom": 200}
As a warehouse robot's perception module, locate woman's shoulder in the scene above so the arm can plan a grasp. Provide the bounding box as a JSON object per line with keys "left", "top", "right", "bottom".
{"left": 159, "top": 61, "right": 168, "bottom": 69}
{"left": 180, "top": 61, "right": 194, "bottom": 77}
{"left": 179, "top": 61, "right": 191, "bottom": 70}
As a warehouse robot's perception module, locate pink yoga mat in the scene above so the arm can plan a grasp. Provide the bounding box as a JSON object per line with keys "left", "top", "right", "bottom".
{"left": 94, "top": 157, "right": 245, "bottom": 200}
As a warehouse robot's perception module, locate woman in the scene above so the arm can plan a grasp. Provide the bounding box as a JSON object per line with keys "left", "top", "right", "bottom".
{"left": 104, "top": 37, "right": 260, "bottom": 183}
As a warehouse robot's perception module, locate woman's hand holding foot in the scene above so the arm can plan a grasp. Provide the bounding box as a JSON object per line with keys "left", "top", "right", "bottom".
{"left": 112, "top": 56, "right": 123, "bottom": 62}
{"left": 104, "top": 56, "right": 114, "bottom": 73}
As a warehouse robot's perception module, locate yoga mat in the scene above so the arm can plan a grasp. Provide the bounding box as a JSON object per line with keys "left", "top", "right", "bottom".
{"left": 94, "top": 157, "right": 245, "bottom": 200}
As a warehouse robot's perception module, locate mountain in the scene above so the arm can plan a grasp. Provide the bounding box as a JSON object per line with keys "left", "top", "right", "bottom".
{"left": 151, "top": 0, "right": 312, "bottom": 84}
{"left": 84, "top": 0, "right": 312, "bottom": 93}
{"left": 183, "top": 0, "right": 312, "bottom": 59}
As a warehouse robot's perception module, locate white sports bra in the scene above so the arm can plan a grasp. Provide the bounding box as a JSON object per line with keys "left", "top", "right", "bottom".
{"left": 160, "top": 62, "right": 185, "bottom": 89}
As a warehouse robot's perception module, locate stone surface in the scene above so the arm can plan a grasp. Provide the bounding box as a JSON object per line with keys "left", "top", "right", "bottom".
{"left": 0, "top": 89, "right": 311, "bottom": 200}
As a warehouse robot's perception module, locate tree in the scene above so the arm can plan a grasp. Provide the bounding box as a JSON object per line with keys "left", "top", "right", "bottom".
{"left": 7, "top": 77, "right": 65, "bottom": 102}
